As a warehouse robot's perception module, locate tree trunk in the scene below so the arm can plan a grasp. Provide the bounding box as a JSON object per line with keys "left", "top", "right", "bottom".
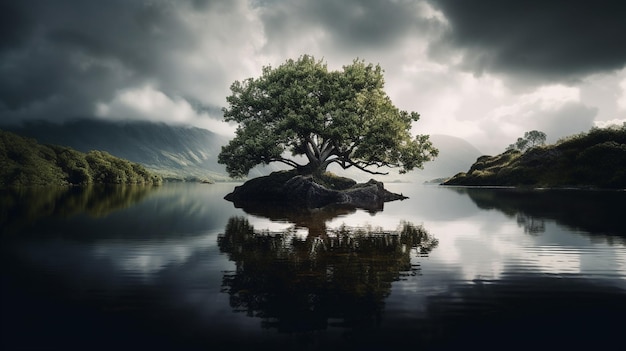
{"left": 300, "top": 136, "right": 337, "bottom": 176}
{"left": 298, "top": 161, "right": 328, "bottom": 176}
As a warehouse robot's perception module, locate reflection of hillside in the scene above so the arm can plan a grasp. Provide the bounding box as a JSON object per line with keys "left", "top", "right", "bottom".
{"left": 0, "top": 185, "right": 158, "bottom": 235}
{"left": 455, "top": 188, "right": 626, "bottom": 242}
{"left": 218, "top": 217, "right": 438, "bottom": 333}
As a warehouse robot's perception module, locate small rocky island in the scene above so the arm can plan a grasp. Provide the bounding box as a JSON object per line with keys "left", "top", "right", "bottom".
{"left": 225, "top": 170, "right": 407, "bottom": 212}
{"left": 216, "top": 55, "right": 438, "bottom": 212}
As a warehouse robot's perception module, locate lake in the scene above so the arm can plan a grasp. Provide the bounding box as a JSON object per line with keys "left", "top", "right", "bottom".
{"left": 2, "top": 183, "right": 625, "bottom": 350}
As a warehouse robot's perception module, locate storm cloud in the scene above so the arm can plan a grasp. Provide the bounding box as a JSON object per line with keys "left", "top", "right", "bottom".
{"left": 0, "top": 0, "right": 263, "bottom": 131}
{"left": 259, "top": 0, "right": 440, "bottom": 54}
{"left": 1, "top": 1, "right": 178, "bottom": 113}
{"left": 428, "top": 0, "right": 626, "bottom": 85}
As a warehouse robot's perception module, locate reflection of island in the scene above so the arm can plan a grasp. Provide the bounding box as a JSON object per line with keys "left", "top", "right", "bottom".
{"left": 232, "top": 201, "right": 359, "bottom": 235}
{"left": 453, "top": 188, "right": 626, "bottom": 241}
{"left": 0, "top": 185, "right": 158, "bottom": 235}
{"left": 218, "top": 216, "right": 438, "bottom": 333}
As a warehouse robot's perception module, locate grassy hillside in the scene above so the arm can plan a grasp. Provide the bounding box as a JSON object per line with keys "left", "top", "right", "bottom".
{"left": 5, "top": 119, "right": 231, "bottom": 181}
{"left": 0, "top": 129, "right": 162, "bottom": 187}
{"left": 443, "top": 126, "right": 626, "bottom": 189}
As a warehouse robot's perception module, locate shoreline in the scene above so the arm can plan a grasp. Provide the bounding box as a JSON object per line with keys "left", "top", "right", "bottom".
{"left": 439, "top": 184, "right": 626, "bottom": 192}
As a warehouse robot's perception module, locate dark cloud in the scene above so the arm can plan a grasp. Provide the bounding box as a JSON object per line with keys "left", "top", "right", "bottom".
{"left": 428, "top": 0, "right": 626, "bottom": 84}
{"left": 1, "top": 0, "right": 444, "bottom": 125}
{"left": 303, "top": 0, "right": 423, "bottom": 48}
{"left": 0, "top": 0, "right": 220, "bottom": 124}
{"left": 0, "top": 1, "right": 33, "bottom": 51}
{"left": 259, "top": 0, "right": 436, "bottom": 54}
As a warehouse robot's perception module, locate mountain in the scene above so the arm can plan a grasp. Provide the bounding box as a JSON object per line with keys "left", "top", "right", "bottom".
{"left": 420, "top": 134, "right": 483, "bottom": 181}
{"left": 5, "top": 119, "right": 233, "bottom": 181}
{"left": 443, "top": 126, "right": 626, "bottom": 189}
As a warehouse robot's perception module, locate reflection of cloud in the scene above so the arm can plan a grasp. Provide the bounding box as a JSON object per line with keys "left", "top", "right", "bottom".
{"left": 616, "top": 251, "right": 626, "bottom": 282}
{"left": 421, "top": 213, "right": 626, "bottom": 284}
{"left": 521, "top": 247, "right": 581, "bottom": 275}
{"left": 92, "top": 235, "right": 216, "bottom": 279}
{"left": 431, "top": 217, "right": 514, "bottom": 282}
{"left": 246, "top": 215, "right": 304, "bottom": 233}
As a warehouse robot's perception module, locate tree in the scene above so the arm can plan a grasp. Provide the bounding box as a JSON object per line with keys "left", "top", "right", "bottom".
{"left": 524, "top": 130, "right": 547, "bottom": 148}
{"left": 506, "top": 130, "right": 546, "bottom": 152}
{"left": 218, "top": 55, "right": 438, "bottom": 178}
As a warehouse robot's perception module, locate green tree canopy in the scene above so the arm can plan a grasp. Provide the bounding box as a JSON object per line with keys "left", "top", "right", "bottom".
{"left": 218, "top": 55, "right": 438, "bottom": 178}
{"left": 507, "top": 130, "right": 547, "bottom": 152}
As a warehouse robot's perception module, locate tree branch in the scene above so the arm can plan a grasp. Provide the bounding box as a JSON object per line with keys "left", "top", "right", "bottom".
{"left": 304, "top": 141, "right": 317, "bottom": 163}
{"left": 269, "top": 157, "right": 303, "bottom": 168}
{"left": 319, "top": 140, "right": 335, "bottom": 162}
{"left": 332, "top": 158, "right": 389, "bottom": 175}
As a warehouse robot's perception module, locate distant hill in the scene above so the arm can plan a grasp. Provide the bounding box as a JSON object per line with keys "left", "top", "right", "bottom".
{"left": 0, "top": 129, "right": 162, "bottom": 187}
{"left": 5, "top": 119, "right": 233, "bottom": 181}
{"left": 420, "top": 134, "right": 483, "bottom": 181}
{"left": 443, "top": 126, "right": 626, "bottom": 189}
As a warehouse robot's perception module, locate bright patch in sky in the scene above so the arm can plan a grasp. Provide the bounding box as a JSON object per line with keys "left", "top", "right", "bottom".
{"left": 96, "top": 85, "right": 236, "bottom": 135}
{"left": 619, "top": 76, "right": 626, "bottom": 111}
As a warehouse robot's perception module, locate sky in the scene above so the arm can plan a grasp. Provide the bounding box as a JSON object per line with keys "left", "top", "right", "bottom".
{"left": 1, "top": 0, "right": 626, "bottom": 154}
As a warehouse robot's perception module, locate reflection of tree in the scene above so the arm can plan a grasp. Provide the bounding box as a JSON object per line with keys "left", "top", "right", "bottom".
{"left": 218, "top": 217, "right": 438, "bottom": 333}
{"left": 0, "top": 185, "right": 157, "bottom": 235}
{"left": 516, "top": 213, "right": 545, "bottom": 234}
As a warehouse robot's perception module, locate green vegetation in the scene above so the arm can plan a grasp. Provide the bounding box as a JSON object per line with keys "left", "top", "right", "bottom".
{"left": 444, "top": 125, "right": 626, "bottom": 189}
{"left": 0, "top": 129, "right": 162, "bottom": 187}
{"left": 506, "top": 130, "right": 547, "bottom": 152}
{"left": 218, "top": 55, "right": 438, "bottom": 178}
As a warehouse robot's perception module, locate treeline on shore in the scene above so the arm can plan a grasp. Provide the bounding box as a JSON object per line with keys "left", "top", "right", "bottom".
{"left": 1, "top": 129, "right": 162, "bottom": 187}
{"left": 444, "top": 125, "right": 626, "bottom": 189}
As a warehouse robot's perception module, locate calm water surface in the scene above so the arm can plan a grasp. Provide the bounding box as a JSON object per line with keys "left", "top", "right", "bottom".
{"left": 1, "top": 183, "right": 625, "bottom": 350}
